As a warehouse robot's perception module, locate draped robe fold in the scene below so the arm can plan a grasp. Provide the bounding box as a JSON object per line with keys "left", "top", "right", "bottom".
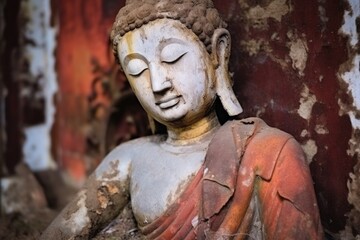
{"left": 139, "top": 118, "right": 323, "bottom": 239}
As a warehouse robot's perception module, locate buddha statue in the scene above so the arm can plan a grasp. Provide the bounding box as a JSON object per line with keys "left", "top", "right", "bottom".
{"left": 41, "top": 0, "right": 323, "bottom": 239}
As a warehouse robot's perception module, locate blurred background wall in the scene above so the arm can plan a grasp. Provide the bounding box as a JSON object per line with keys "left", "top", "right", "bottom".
{"left": 0, "top": 0, "right": 359, "bottom": 238}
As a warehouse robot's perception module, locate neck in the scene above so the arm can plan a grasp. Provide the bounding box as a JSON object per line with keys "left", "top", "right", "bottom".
{"left": 166, "top": 111, "right": 220, "bottom": 145}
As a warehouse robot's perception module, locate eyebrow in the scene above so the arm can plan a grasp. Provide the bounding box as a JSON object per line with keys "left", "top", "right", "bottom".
{"left": 122, "top": 38, "right": 188, "bottom": 65}
{"left": 158, "top": 38, "right": 187, "bottom": 52}
{"left": 123, "top": 53, "right": 148, "bottom": 66}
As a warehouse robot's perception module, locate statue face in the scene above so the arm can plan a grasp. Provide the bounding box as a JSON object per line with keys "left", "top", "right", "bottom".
{"left": 117, "top": 19, "right": 217, "bottom": 127}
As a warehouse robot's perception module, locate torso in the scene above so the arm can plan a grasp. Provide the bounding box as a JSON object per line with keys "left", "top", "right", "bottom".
{"left": 126, "top": 134, "right": 213, "bottom": 225}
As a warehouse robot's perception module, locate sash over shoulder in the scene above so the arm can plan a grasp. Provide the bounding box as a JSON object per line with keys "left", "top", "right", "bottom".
{"left": 139, "top": 118, "right": 323, "bottom": 240}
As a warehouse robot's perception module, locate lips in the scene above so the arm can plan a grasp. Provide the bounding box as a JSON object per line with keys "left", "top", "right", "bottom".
{"left": 156, "top": 96, "right": 181, "bottom": 109}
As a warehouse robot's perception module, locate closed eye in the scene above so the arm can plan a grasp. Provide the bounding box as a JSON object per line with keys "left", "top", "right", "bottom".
{"left": 160, "top": 43, "right": 188, "bottom": 64}
{"left": 126, "top": 59, "right": 148, "bottom": 77}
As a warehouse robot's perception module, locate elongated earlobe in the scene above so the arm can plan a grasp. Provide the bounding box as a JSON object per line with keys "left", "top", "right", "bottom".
{"left": 211, "top": 29, "right": 243, "bottom": 116}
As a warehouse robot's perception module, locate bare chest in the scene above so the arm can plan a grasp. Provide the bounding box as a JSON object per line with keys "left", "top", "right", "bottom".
{"left": 129, "top": 144, "right": 206, "bottom": 225}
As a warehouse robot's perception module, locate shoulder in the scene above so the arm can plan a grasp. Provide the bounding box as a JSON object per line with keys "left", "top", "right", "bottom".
{"left": 230, "top": 117, "right": 295, "bottom": 151}
{"left": 234, "top": 117, "right": 305, "bottom": 180}
{"left": 107, "top": 134, "right": 166, "bottom": 156}
{"left": 94, "top": 135, "right": 166, "bottom": 181}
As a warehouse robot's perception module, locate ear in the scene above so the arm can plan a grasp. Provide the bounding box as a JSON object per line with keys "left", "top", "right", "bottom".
{"left": 211, "top": 29, "right": 243, "bottom": 116}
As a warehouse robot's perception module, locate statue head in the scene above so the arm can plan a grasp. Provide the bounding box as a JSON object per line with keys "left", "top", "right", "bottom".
{"left": 111, "top": 0, "right": 242, "bottom": 132}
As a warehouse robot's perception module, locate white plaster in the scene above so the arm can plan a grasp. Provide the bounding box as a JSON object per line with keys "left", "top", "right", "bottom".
{"left": 343, "top": 55, "right": 360, "bottom": 109}
{"left": 340, "top": 0, "right": 360, "bottom": 47}
{"left": 339, "top": 0, "right": 360, "bottom": 132}
{"left": 21, "top": 0, "right": 58, "bottom": 170}
{"left": 348, "top": 111, "right": 360, "bottom": 130}
{"left": 301, "top": 139, "right": 318, "bottom": 164}
{"left": 298, "top": 85, "right": 317, "bottom": 120}
{"left": 289, "top": 38, "right": 308, "bottom": 76}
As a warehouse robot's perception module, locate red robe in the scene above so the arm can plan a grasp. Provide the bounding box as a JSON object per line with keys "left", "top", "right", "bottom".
{"left": 139, "top": 118, "right": 323, "bottom": 239}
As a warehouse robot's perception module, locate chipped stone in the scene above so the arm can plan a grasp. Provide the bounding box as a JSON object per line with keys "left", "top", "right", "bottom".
{"left": 64, "top": 190, "right": 90, "bottom": 234}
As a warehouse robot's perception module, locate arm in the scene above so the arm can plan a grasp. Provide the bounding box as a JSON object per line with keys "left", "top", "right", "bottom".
{"left": 40, "top": 146, "right": 132, "bottom": 239}
{"left": 258, "top": 138, "right": 323, "bottom": 240}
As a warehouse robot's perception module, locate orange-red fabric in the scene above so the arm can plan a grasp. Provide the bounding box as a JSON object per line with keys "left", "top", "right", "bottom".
{"left": 140, "top": 118, "right": 323, "bottom": 240}
{"left": 139, "top": 165, "right": 202, "bottom": 239}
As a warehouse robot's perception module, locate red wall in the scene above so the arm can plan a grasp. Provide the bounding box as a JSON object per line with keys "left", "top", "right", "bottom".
{"left": 55, "top": 0, "right": 358, "bottom": 235}
{"left": 55, "top": 0, "right": 126, "bottom": 181}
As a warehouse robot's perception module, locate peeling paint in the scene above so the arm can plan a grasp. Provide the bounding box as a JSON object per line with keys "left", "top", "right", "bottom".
{"left": 298, "top": 85, "right": 317, "bottom": 121}
{"left": 287, "top": 31, "right": 308, "bottom": 76}
{"left": 21, "top": 0, "right": 58, "bottom": 171}
{"left": 341, "top": 55, "right": 360, "bottom": 129}
{"left": 338, "top": 0, "right": 360, "bottom": 237}
{"left": 96, "top": 182, "right": 120, "bottom": 214}
{"left": 301, "top": 139, "right": 318, "bottom": 164}
{"left": 340, "top": 0, "right": 360, "bottom": 46}
{"left": 246, "top": 0, "right": 289, "bottom": 30}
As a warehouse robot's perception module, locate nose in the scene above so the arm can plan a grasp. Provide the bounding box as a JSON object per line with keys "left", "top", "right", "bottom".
{"left": 149, "top": 63, "right": 172, "bottom": 93}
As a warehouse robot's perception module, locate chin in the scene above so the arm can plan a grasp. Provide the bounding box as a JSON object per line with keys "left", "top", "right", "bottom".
{"left": 152, "top": 108, "right": 190, "bottom": 126}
